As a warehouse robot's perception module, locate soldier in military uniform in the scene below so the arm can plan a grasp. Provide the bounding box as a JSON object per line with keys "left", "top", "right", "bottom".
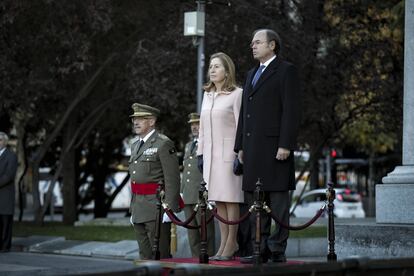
{"left": 181, "top": 113, "right": 215, "bottom": 257}
{"left": 128, "top": 103, "right": 181, "bottom": 259}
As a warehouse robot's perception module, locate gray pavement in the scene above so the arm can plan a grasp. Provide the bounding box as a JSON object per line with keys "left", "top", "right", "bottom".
{"left": 11, "top": 235, "right": 139, "bottom": 260}
{"left": 3, "top": 235, "right": 327, "bottom": 275}
{"left": 5, "top": 214, "right": 375, "bottom": 275}
{"left": 0, "top": 252, "right": 137, "bottom": 276}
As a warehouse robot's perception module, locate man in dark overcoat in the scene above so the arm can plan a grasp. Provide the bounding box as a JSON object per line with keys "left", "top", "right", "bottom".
{"left": 0, "top": 132, "right": 18, "bottom": 252}
{"left": 234, "top": 29, "right": 301, "bottom": 263}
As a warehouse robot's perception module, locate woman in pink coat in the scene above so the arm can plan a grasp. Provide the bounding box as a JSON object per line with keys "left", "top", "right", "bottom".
{"left": 197, "top": 52, "right": 243, "bottom": 261}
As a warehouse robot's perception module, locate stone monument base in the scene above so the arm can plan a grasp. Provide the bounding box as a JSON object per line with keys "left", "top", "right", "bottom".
{"left": 376, "top": 183, "right": 414, "bottom": 224}
{"left": 336, "top": 220, "right": 414, "bottom": 258}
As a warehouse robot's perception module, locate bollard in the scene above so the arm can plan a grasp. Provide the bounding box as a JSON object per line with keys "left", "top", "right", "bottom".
{"left": 253, "top": 178, "right": 265, "bottom": 266}
{"left": 152, "top": 181, "right": 164, "bottom": 260}
{"left": 326, "top": 181, "right": 337, "bottom": 261}
{"left": 199, "top": 180, "right": 209, "bottom": 264}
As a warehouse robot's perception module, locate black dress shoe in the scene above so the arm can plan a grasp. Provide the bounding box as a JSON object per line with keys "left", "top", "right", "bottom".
{"left": 240, "top": 255, "right": 268, "bottom": 264}
{"left": 271, "top": 252, "right": 286, "bottom": 263}
{"left": 240, "top": 256, "right": 253, "bottom": 264}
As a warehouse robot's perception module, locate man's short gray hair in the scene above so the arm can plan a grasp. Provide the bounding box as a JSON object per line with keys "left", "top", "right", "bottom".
{"left": 0, "top": 132, "right": 9, "bottom": 142}
{"left": 253, "top": 29, "right": 282, "bottom": 56}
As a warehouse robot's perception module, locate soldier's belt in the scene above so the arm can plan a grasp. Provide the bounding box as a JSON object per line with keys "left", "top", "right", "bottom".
{"left": 131, "top": 182, "right": 159, "bottom": 195}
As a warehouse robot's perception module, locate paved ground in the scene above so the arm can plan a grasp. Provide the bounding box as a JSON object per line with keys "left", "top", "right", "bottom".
{"left": 1, "top": 234, "right": 327, "bottom": 276}
{"left": 5, "top": 212, "right": 372, "bottom": 275}
{"left": 0, "top": 252, "right": 137, "bottom": 276}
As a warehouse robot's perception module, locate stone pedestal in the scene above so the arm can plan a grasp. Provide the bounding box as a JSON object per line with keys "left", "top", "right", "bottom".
{"left": 337, "top": 1, "right": 414, "bottom": 259}
{"left": 375, "top": 0, "right": 414, "bottom": 222}
{"left": 336, "top": 221, "right": 414, "bottom": 258}
{"left": 376, "top": 183, "right": 414, "bottom": 224}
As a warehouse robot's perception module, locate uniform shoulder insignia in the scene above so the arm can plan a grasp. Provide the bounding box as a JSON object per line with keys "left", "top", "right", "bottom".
{"left": 157, "top": 133, "right": 169, "bottom": 140}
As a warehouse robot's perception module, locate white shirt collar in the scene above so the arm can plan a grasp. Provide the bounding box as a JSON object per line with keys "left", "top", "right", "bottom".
{"left": 260, "top": 55, "right": 277, "bottom": 71}
{"left": 140, "top": 129, "right": 155, "bottom": 143}
{"left": 0, "top": 148, "right": 5, "bottom": 156}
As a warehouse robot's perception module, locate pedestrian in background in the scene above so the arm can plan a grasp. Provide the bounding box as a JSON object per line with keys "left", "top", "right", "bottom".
{"left": 235, "top": 29, "right": 301, "bottom": 263}
{"left": 0, "top": 132, "right": 18, "bottom": 253}
{"left": 128, "top": 103, "right": 181, "bottom": 259}
{"left": 180, "top": 113, "right": 215, "bottom": 257}
{"left": 197, "top": 52, "right": 243, "bottom": 261}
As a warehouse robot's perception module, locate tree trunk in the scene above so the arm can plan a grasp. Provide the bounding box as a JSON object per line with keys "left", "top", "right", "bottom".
{"left": 30, "top": 55, "right": 115, "bottom": 224}
{"left": 310, "top": 148, "right": 321, "bottom": 189}
{"left": 32, "top": 160, "right": 42, "bottom": 225}
{"left": 92, "top": 148, "right": 111, "bottom": 218}
{"left": 367, "top": 152, "right": 375, "bottom": 217}
{"left": 62, "top": 118, "right": 77, "bottom": 225}
{"left": 93, "top": 169, "right": 107, "bottom": 218}
{"left": 12, "top": 114, "right": 28, "bottom": 222}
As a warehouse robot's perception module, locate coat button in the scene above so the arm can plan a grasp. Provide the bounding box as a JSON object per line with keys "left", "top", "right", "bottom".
{"left": 134, "top": 161, "right": 137, "bottom": 164}
{"left": 248, "top": 96, "right": 252, "bottom": 101}
{"left": 188, "top": 164, "right": 191, "bottom": 167}
{"left": 187, "top": 171, "right": 191, "bottom": 175}
{"left": 187, "top": 179, "right": 190, "bottom": 182}
{"left": 247, "top": 114, "right": 251, "bottom": 118}
{"left": 132, "top": 171, "right": 136, "bottom": 174}
{"left": 190, "top": 156, "right": 193, "bottom": 159}
{"left": 247, "top": 133, "right": 251, "bottom": 137}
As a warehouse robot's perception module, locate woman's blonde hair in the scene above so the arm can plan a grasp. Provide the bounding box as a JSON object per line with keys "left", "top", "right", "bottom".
{"left": 203, "top": 52, "right": 237, "bottom": 92}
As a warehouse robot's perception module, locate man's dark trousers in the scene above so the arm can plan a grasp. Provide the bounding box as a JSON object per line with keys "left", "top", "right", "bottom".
{"left": 244, "top": 191, "right": 290, "bottom": 258}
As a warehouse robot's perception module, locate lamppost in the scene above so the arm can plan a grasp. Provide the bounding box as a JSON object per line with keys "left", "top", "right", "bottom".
{"left": 184, "top": 1, "right": 205, "bottom": 113}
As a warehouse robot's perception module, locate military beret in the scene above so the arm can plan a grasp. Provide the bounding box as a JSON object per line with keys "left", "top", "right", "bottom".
{"left": 130, "top": 103, "right": 160, "bottom": 118}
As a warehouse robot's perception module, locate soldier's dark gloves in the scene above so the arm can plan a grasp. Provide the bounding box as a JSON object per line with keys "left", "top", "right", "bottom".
{"left": 197, "top": 155, "right": 203, "bottom": 173}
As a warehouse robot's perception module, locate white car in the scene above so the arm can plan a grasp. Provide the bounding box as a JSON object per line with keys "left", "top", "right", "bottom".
{"left": 291, "top": 188, "right": 366, "bottom": 218}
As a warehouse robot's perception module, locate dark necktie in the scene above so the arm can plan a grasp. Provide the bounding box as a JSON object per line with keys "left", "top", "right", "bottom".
{"left": 251, "top": 65, "right": 265, "bottom": 87}
{"left": 190, "top": 140, "right": 197, "bottom": 153}
{"left": 137, "top": 140, "right": 145, "bottom": 153}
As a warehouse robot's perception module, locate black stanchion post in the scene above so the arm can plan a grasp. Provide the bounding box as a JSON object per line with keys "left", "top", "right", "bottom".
{"left": 199, "top": 180, "right": 209, "bottom": 264}
{"left": 253, "top": 178, "right": 264, "bottom": 266}
{"left": 326, "top": 181, "right": 337, "bottom": 261}
{"left": 152, "top": 181, "right": 164, "bottom": 260}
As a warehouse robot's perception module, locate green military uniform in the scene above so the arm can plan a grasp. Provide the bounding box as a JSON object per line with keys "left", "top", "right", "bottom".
{"left": 180, "top": 113, "right": 215, "bottom": 257}
{"left": 129, "top": 103, "right": 180, "bottom": 259}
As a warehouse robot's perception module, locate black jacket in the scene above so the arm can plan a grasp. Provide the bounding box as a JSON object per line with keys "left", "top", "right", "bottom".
{"left": 234, "top": 57, "right": 301, "bottom": 192}
{"left": 0, "top": 148, "right": 18, "bottom": 215}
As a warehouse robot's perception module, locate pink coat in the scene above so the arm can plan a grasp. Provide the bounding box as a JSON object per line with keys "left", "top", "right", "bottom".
{"left": 197, "top": 87, "right": 243, "bottom": 203}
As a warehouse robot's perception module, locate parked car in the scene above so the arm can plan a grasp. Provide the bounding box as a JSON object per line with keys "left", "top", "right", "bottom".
{"left": 291, "top": 188, "right": 366, "bottom": 218}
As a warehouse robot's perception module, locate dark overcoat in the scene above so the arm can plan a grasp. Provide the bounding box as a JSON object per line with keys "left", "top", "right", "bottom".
{"left": 0, "top": 148, "right": 18, "bottom": 215}
{"left": 234, "top": 57, "right": 301, "bottom": 192}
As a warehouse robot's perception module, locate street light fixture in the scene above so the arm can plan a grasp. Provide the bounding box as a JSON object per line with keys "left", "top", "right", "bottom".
{"left": 184, "top": 1, "right": 205, "bottom": 113}
{"left": 184, "top": 11, "right": 205, "bottom": 37}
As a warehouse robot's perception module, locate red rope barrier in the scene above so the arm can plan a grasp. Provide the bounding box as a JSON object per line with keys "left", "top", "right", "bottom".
{"left": 163, "top": 207, "right": 216, "bottom": 229}
{"left": 164, "top": 208, "right": 200, "bottom": 229}
{"left": 164, "top": 201, "right": 323, "bottom": 231}
{"left": 211, "top": 208, "right": 251, "bottom": 225}
{"left": 266, "top": 205, "right": 326, "bottom": 230}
